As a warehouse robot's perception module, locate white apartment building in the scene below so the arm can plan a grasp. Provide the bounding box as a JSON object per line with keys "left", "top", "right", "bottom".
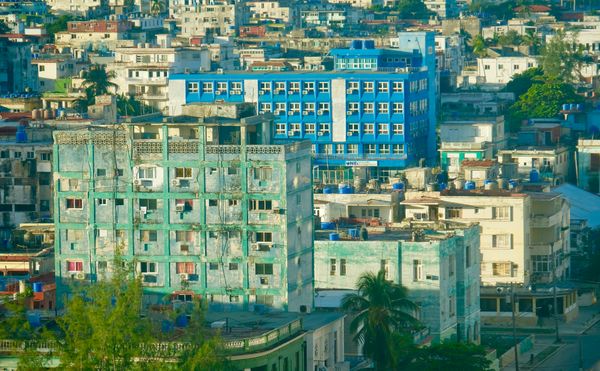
{"left": 423, "top": 0, "right": 457, "bottom": 18}
{"left": 179, "top": 2, "right": 248, "bottom": 38}
{"left": 109, "top": 44, "right": 211, "bottom": 113}
{"left": 435, "top": 35, "right": 465, "bottom": 88}
{"left": 482, "top": 19, "right": 538, "bottom": 40}
{"left": 327, "top": 0, "right": 383, "bottom": 8}
{"left": 477, "top": 56, "right": 538, "bottom": 84}
{"left": 498, "top": 146, "right": 571, "bottom": 185}
{"left": 45, "top": 0, "right": 104, "bottom": 16}
{"left": 247, "top": 1, "right": 295, "bottom": 23}
{"left": 403, "top": 189, "right": 570, "bottom": 287}
{"left": 32, "top": 58, "right": 84, "bottom": 93}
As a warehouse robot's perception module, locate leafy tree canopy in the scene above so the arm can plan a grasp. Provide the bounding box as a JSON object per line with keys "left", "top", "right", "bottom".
{"left": 406, "top": 341, "right": 492, "bottom": 371}
{"left": 539, "top": 29, "right": 586, "bottom": 83}
{"left": 396, "top": 0, "right": 432, "bottom": 19}
{"left": 504, "top": 66, "right": 544, "bottom": 99}
{"left": 0, "top": 20, "right": 10, "bottom": 34}
{"left": 46, "top": 15, "right": 75, "bottom": 38}
{"left": 509, "top": 81, "right": 583, "bottom": 131}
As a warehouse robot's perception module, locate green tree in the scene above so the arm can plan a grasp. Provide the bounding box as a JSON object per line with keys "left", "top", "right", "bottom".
{"left": 150, "top": 0, "right": 166, "bottom": 15}
{"left": 81, "top": 64, "right": 118, "bottom": 97}
{"left": 57, "top": 254, "right": 148, "bottom": 370}
{"left": 504, "top": 66, "right": 545, "bottom": 100}
{"left": 472, "top": 35, "right": 488, "bottom": 57}
{"left": 539, "top": 29, "right": 586, "bottom": 83}
{"left": 342, "top": 270, "right": 419, "bottom": 371}
{"left": 117, "top": 94, "right": 154, "bottom": 117}
{"left": 407, "top": 341, "right": 492, "bottom": 371}
{"left": 0, "top": 292, "right": 34, "bottom": 340}
{"left": 0, "top": 20, "right": 10, "bottom": 34}
{"left": 497, "top": 30, "right": 522, "bottom": 46}
{"left": 46, "top": 15, "right": 75, "bottom": 40}
{"left": 396, "top": 0, "right": 431, "bottom": 19}
{"left": 508, "top": 81, "right": 583, "bottom": 131}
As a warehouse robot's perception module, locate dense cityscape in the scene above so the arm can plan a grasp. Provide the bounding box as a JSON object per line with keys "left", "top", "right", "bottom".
{"left": 0, "top": 0, "right": 600, "bottom": 370}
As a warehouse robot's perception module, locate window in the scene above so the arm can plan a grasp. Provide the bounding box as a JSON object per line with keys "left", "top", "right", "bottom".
{"left": 494, "top": 206, "right": 511, "bottom": 220}
{"left": 139, "top": 199, "right": 158, "bottom": 210}
{"left": 378, "top": 103, "right": 389, "bottom": 114}
{"left": 187, "top": 82, "right": 199, "bottom": 93}
{"left": 98, "top": 261, "right": 108, "bottom": 271}
{"left": 274, "top": 81, "right": 285, "bottom": 92}
{"left": 379, "top": 144, "right": 390, "bottom": 154}
{"left": 492, "top": 262, "right": 512, "bottom": 276}
{"left": 393, "top": 124, "right": 404, "bottom": 135}
{"left": 289, "top": 102, "right": 300, "bottom": 114}
{"left": 303, "top": 81, "right": 315, "bottom": 92}
{"left": 202, "top": 82, "right": 213, "bottom": 93}
{"left": 175, "top": 167, "right": 192, "bottom": 178}
{"left": 492, "top": 234, "right": 511, "bottom": 249}
{"left": 260, "top": 103, "right": 272, "bottom": 113}
{"left": 318, "top": 102, "right": 330, "bottom": 114}
{"left": 392, "top": 81, "right": 403, "bottom": 92}
{"left": 0, "top": 150, "right": 8, "bottom": 158}
{"left": 347, "top": 144, "right": 358, "bottom": 154}
{"left": 340, "top": 259, "right": 347, "bottom": 276}
{"left": 138, "top": 167, "right": 156, "bottom": 179}
{"left": 66, "top": 229, "right": 84, "bottom": 241}
{"left": 413, "top": 259, "right": 423, "bottom": 281}
{"left": 363, "top": 81, "right": 374, "bottom": 93}
{"left": 176, "top": 262, "right": 195, "bottom": 274}
{"left": 378, "top": 81, "right": 389, "bottom": 93}
{"left": 229, "top": 262, "right": 239, "bottom": 271}
{"left": 140, "top": 262, "right": 157, "bottom": 273}
{"left": 97, "top": 198, "right": 107, "bottom": 206}
{"left": 260, "top": 81, "right": 271, "bottom": 92}
{"left": 255, "top": 263, "right": 273, "bottom": 275}
{"left": 393, "top": 144, "right": 405, "bottom": 154}
{"left": 66, "top": 198, "right": 83, "bottom": 209}
{"left": 175, "top": 230, "right": 194, "bottom": 242}
{"left": 26, "top": 152, "right": 34, "bottom": 159}
{"left": 393, "top": 103, "right": 404, "bottom": 114}
{"left": 67, "top": 261, "right": 83, "bottom": 272}
{"left": 318, "top": 81, "right": 329, "bottom": 93}
{"left": 254, "top": 166, "right": 273, "bottom": 181}
{"left": 231, "top": 81, "right": 242, "bottom": 93}
{"left": 378, "top": 124, "right": 389, "bottom": 135}
{"left": 364, "top": 144, "right": 376, "bottom": 154}
{"left": 140, "top": 230, "right": 158, "bottom": 242}
{"left": 363, "top": 102, "right": 374, "bottom": 114}
{"left": 289, "top": 81, "right": 300, "bottom": 92}
{"left": 250, "top": 199, "right": 273, "bottom": 211}
{"left": 335, "top": 144, "right": 344, "bottom": 154}
{"left": 256, "top": 232, "right": 273, "bottom": 242}
{"left": 209, "top": 263, "right": 219, "bottom": 270}
{"left": 304, "top": 102, "right": 315, "bottom": 114}
{"left": 446, "top": 207, "right": 462, "bottom": 218}
{"left": 216, "top": 82, "right": 227, "bottom": 92}
{"left": 40, "top": 153, "right": 51, "bottom": 161}
{"left": 448, "top": 255, "right": 455, "bottom": 277}
{"left": 330, "top": 259, "right": 336, "bottom": 276}
{"left": 532, "top": 255, "right": 549, "bottom": 272}
{"left": 363, "top": 123, "right": 374, "bottom": 134}
{"left": 115, "top": 199, "right": 124, "bottom": 206}
{"left": 14, "top": 151, "right": 21, "bottom": 159}
{"left": 484, "top": 64, "right": 490, "bottom": 70}
{"left": 319, "top": 123, "right": 330, "bottom": 135}
{"left": 348, "top": 102, "right": 359, "bottom": 114}
{"left": 256, "top": 294, "right": 274, "bottom": 306}
{"left": 466, "top": 245, "right": 471, "bottom": 268}
{"left": 304, "top": 123, "right": 316, "bottom": 134}
{"left": 116, "top": 169, "right": 124, "bottom": 176}
{"left": 348, "top": 123, "right": 359, "bottom": 134}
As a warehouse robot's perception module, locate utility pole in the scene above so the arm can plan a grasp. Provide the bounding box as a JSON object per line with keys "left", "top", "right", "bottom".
{"left": 552, "top": 242, "right": 560, "bottom": 343}
{"left": 510, "top": 282, "right": 520, "bottom": 371}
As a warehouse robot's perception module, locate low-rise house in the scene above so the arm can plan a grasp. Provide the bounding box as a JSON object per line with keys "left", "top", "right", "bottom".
{"left": 314, "top": 221, "right": 481, "bottom": 343}
{"left": 476, "top": 54, "right": 538, "bottom": 85}
{"left": 55, "top": 19, "right": 134, "bottom": 51}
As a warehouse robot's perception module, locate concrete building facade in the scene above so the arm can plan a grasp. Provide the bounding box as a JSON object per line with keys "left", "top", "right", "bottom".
{"left": 52, "top": 103, "right": 314, "bottom": 312}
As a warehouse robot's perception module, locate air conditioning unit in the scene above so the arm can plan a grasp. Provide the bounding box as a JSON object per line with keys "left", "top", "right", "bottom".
{"left": 215, "top": 90, "right": 221, "bottom": 95}
{"left": 75, "top": 272, "right": 85, "bottom": 280}
{"left": 288, "top": 90, "right": 294, "bottom": 94}
{"left": 259, "top": 90, "right": 265, "bottom": 95}
{"left": 229, "top": 90, "right": 236, "bottom": 94}
{"left": 317, "top": 110, "right": 323, "bottom": 115}
{"left": 140, "top": 206, "right": 147, "bottom": 215}
{"left": 134, "top": 179, "right": 141, "bottom": 185}
{"left": 175, "top": 204, "right": 185, "bottom": 212}
{"left": 347, "top": 132, "right": 354, "bottom": 136}
{"left": 180, "top": 273, "right": 189, "bottom": 280}
{"left": 251, "top": 243, "right": 259, "bottom": 251}
{"left": 317, "top": 132, "right": 324, "bottom": 136}
{"left": 288, "top": 130, "right": 296, "bottom": 136}
{"left": 288, "top": 111, "right": 294, "bottom": 115}
{"left": 302, "top": 90, "right": 309, "bottom": 95}
{"left": 347, "top": 89, "right": 354, "bottom": 94}
{"left": 171, "top": 179, "right": 179, "bottom": 187}
{"left": 347, "top": 111, "right": 353, "bottom": 115}
{"left": 302, "top": 111, "right": 308, "bottom": 115}
{"left": 272, "top": 207, "right": 282, "bottom": 214}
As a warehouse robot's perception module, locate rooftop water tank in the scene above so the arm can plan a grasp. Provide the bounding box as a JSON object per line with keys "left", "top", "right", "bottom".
{"left": 508, "top": 179, "right": 518, "bottom": 189}
{"left": 391, "top": 182, "right": 404, "bottom": 191}
{"left": 323, "top": 186, "right": 335, "bottom": 194}
{"left": 329, "top": 233, "right": 340, "bottom": 241}
{"left": 32, "top": 282, "right": 43, "bottom": 293}
{"left": 464, "top": 181, "right": 476, "bottom": 190}
{"left": 438, "top": 182, "right": 447, "bottom": 191}
{"left": 351, "top": 40, "right": 362, "bottom": 49}
{"left": 363, "top": 40, "right": 375, "bottom": 49}
{"left": 529, "top": 168, "right": 540, "bottom": 183}
{"left": 15, "top": 125, "right": 27, "bottom": 143}
{"left": 321, "top": 222, "right": 335, "bottom": 230}
{"left": 348, "top": 229, "right": 359, "bottom": 239}
{"left": 454, "top": 179, "right": 465, "bottom": 190}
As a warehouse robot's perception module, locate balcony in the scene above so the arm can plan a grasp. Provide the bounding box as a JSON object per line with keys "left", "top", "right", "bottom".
{"left": 314, "top": 153, "right": 408, "bottom": 161}
{"left": 440, "top": 141, "right": 489, "bottom": 150}
{"left": 530, "top": 212, "right": 561, "bottom": 228}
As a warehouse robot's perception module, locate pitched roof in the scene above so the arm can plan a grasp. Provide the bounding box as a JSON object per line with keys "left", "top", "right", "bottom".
{"left": 553, "top": 183, "right": 600, "bottom": 227}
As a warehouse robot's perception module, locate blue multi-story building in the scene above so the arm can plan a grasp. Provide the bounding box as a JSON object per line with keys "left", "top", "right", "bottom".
{"left": 168, "top": 32, "right": 436, "bottom": 180}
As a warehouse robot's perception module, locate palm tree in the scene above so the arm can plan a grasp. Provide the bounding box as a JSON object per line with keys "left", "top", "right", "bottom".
{"left": 151, "top": 0, "right": 166, "bottom": 16}
{"left": 81, "top": 64, "right": 117, "bottom": 97}
{"left": 341, "top": 270, "right": 419, "bottom": 371}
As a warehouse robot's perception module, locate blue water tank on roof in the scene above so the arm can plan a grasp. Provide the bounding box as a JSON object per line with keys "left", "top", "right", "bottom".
{"left": 363, "top": 40, "right": 375, "bottom": 49}
{"left": 351, "top": 40, "right": 362, "bottom": 49}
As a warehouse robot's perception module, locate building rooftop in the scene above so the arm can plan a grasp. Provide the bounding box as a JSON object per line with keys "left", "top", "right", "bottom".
{"left": 554, "top": 183, "right": 600, "bottom": 227}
